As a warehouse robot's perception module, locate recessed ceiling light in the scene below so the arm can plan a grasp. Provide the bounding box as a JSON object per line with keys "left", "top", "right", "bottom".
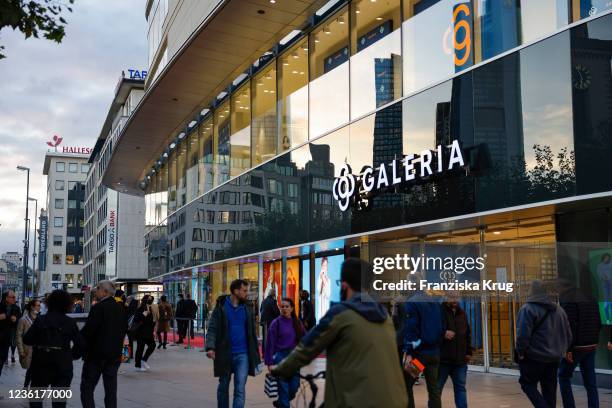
{"left": 436, "top": 239, "right": 443, "bottom": 242}
{"left": 493, "top": 231, "right": 501, "bottom": 235}
{"left": 376, "top": 17, "right": 383, "bottom": 20}
{"left": 337, "top": 17, "right": 345, "bottom": 24}
{"left": 324, "top": 26, "right": 331, "bottom": 34}
{"left": 269, "top": 0, "right": 276, "bottom": 3}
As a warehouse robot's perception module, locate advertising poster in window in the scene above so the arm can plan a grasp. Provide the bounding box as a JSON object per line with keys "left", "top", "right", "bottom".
{"left": 302, "top": 259, "right": 311, "bottom": 296}
{"left": 106, "top": 189, "right": 118, "bottom": 278}
{"left": 314, "top": 255, "right": 343, "bottom": 321}
{"left": 263, "top": 261, "right": 282, "bottom": 306}
{"left": 286, "top": 259, "right": 300, "bottom": 316}
{"left": 588, "top": 248, "right": 612, "bottom": 325}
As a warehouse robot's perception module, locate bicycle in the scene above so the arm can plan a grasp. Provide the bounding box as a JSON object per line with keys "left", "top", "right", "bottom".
{"left": 292, "top": 371, "right": 325, "bottom": 408}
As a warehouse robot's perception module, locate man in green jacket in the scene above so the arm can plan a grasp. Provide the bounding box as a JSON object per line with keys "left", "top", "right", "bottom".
{"left": 272, "top": 258, "right": 408, "bottom": 408}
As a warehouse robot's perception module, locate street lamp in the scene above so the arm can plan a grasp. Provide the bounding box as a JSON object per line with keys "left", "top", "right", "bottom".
{"left": 28, "top": 197, "right": 38, "bottom": 297}
{"left": 17, "top": 165, "right": 30, "bottom": 308}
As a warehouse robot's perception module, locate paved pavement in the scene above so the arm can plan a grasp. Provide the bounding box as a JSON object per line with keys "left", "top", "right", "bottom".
{"left": 1, "top": 344, "right": 611, "bottom": 407}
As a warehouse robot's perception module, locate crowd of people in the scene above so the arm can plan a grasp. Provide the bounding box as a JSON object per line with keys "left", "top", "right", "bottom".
{"left": 1, "top": 258, "right": 612, "bottom": 407}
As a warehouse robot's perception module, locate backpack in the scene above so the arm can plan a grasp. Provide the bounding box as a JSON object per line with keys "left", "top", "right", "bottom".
{"left": 38, "top": 320, "right": 66, "bottom": 352}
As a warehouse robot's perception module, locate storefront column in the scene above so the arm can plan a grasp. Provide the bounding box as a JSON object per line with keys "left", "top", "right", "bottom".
{"left": 258, "top": 255, "right": 264, "bottom": 312}
{"left": 479, "top": 226, "right": 491, "bottom": 372}
{"left": 281, "top": 253, "right": 287, "bottom": 298}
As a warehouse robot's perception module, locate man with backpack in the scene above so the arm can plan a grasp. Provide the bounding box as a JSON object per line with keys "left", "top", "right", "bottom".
{"left": 516, "top": 280, "right": 572, "bottom": 408}
{"left": 80, "top": 280, "right": 128, "bottom": 408}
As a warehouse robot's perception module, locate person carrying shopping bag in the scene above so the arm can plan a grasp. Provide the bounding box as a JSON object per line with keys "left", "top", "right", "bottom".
{"left": 265, "top": 298, "right": 305, "bottom": 408}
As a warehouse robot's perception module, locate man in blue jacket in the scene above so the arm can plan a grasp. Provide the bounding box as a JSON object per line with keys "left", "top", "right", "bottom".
{"left": 402, "top": 289, "right": 445, "bottom": 408}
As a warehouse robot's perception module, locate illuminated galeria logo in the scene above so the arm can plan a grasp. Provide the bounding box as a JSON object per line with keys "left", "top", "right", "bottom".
{"left": 46, "top": 135, "right": 63, "bottom": 148}
{"left": 332, "top": 140, "right": 466, "bottom": 212}
{"left": 332, "top": 164, "right": 357, "bottom": 211}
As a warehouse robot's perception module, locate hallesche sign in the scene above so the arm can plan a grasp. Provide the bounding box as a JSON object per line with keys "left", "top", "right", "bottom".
{"left": 332, "top": 139, "right": 466, "bottom": 211}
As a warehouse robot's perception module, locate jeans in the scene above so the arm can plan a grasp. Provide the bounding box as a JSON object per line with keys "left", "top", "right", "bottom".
{"left": 519, "top": 358, "right": 559, "bottom": 408}
{"left": 559, "top": 350, "right": 599, "bottom": 408}
{"left": 217, "top": 352, "right": 249, "bottom": 408}
{"left": 404, "top": 353, "right": 442, "bottom": 408}
{"left": 438, "top": 363, "right": 468, "bottom": 408}
{"left": 273, "top": 350, "right": 299, "bottom": 408}
{"left": 80, "top": 358, "right": 121, "bottom": 408}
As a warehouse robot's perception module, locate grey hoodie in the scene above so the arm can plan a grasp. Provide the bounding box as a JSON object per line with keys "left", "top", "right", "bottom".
{"left": 516, "top": 291, "right": 572, "bottom": 363}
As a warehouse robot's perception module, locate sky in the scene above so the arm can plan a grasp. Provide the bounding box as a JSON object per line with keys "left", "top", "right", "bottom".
{"left": 0, "top": 0, "right": 147, "bottom": 263}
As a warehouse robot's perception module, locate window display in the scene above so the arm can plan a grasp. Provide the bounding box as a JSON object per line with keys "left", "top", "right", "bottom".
{"left": 314, "top": 254, "right": 344, "bottom": 321}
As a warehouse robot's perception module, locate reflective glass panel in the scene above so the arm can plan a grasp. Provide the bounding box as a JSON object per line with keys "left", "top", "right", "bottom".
{"left": 350, "top": 0, "right": 402, "bottom": 119}
{"left": 199, "top": 116, "right": 214, "bottom": 194}
{"left": 168, "top": 148, "right": 177, "bottom": 213}
{"left": 230, "top": 83, "right": 251, "bottom": 177}
{"left": 278, "top": 38, "right": 309, "bottom": 151}
{"left": 309, "top": 8, "right": 350, "bottom": 138}
{"left": 214, "top": 100, "right": 231, "bottom": 186}
{"left": 186, "top": 129, "right": 199, "bottom": 203}
{"left": 177, "top": 138, "right": 187, "bottom": 207}
{"left": 252, "top": 65, "right": 277, "bottom": 166}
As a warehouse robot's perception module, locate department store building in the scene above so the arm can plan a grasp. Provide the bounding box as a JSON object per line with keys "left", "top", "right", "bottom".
{"left": 104, "top": 0, "right": 612, "bottom": 375}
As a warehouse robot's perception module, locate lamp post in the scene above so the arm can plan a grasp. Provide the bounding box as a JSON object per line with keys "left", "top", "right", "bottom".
{"left": 17, "top": 166, "right": 30, "bottom": 308}
{"left": 28, "top": 197, "right": 38, "bottom": 297}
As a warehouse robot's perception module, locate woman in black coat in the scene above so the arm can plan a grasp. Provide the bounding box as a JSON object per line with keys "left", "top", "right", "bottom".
{"left": 23, "top": 290, "right": 84, "bottom": 407}
{"left": 133, "top": 295, "right": 156, "bottom": 371}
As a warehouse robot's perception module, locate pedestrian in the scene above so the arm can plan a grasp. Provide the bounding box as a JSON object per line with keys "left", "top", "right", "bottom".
{"left": 299, "top": 290, "right": 316, "bottom": 331}
{"left": 260, "top": 288, "right": 280, "bottom": 356}
{"left": 516, "top": 280, "right": 572, "bottom": 408}
{"left": 558, "top": 279, "right": 602, "bottom": 408}
{"left": 156, "top": 295, "right": 173, "bottom": 349}
{"left": 133, "top": 295, "right": 156, "bottom": 372}
{"left": 16, "top": 298, "right": 41, "bottom": 387}
{"left": 80, "top": 280, "right": 128, "bottom": 408}
{"left": 185, "top": 293, "right": 198, "bottom": 340}
{"left": 23, "top": 289, "right": 84, "bottom": 408}
{"left": 0, "top": 289, "right": 21, "bottom": 376}
{"left": 149, "top": 295, "right": 160, "bottom": 339}
{"left": 175, "top": 294, "right": 187, "bottom": 344}
{"left": 265, "top": 298, "right": 305, "bottom": 408}
{"left": 401, "top": 284, "right": 445, "bottom": 408}
{"left": 73, "top": 300, "right": 83, "bottom": 313}
{"left": 39, "top": 293, "right": 49, "bottom": 315}
{"left": 272, "top": 258, "right": 408, "bottom": 407}
{"left": 206, "top": 279, "right": 261, "bottom": 408}
{"left": 438, "top": 295, "right": 472, "bottom": 408}
{"left": 125, "top": 296, "right": 138, "bottom": 361}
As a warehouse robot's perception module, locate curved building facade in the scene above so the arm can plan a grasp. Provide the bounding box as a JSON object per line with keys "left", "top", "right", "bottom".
{"left": 105, "top": 0, "right": 612, "bottom": 373}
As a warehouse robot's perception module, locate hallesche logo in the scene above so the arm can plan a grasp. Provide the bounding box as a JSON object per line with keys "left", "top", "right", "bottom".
{"left": 332, "top": 139, "right": 466, "bottom": 211}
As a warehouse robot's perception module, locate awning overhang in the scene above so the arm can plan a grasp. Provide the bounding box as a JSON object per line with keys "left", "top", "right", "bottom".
{"left": 103, "top": 0, "right": 329, "bottom": 195}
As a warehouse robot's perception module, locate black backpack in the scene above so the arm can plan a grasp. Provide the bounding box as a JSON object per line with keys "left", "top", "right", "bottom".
{"left": 37, "top": 319, "right": 66, "bottom": 352}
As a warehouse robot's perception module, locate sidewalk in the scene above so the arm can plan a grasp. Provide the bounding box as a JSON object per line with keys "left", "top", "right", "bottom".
{"left": 0, "top": 344, "right": 609, "bottom": 407}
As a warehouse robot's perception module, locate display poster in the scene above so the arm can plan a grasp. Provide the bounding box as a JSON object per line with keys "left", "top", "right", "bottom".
{"left": 263, "top": 261, "right": 282, "bottom": 306}
{"left": 588, "top": 248, "right": 612, "bottom": 325}
{"left": 314, "top": 255, "right": 343, "bottom": 321}
{"left": 286, "top": 259, "right": 300, "bottom": 316}
{"left": 301, "top": 259, "right": 311, "bottom": 297}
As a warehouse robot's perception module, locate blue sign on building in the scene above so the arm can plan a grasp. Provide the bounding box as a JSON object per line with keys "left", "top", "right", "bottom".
{"left": 38, "top": 215, "right": 48, "bottom": 271}
{"left": 127, "top": 69, "right": 148, "bottom": 80}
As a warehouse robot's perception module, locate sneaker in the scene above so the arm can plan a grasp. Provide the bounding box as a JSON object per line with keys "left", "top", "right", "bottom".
{"left": 134, "top": 367, "right": 147, "bottom": 372}
{"left": 157, "top": 343, "right": 162, "bottom": 349}
{"left": 142, "top": 361, "right": 151, "bottom": 370}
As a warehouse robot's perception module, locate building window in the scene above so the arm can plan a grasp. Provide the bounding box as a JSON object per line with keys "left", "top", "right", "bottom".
{"left": 278, "top": 38, "right": 309, "bottom": 151}
{"left": 309, "top": 7, "right": 350, "bottom": 138}
{"left": 56, "top": 162, "right": 65, "bottom": 172}
{"left": 54, "top": 199, "right": 64, "bottom": 209}
{"left": 65, "top": 255, "right": 75, "bottom": 265}
{"left": 287, "top": 183, "right": 298, "bottom": 198}
{"left": 230, "top": 81, "right": 251, "bottom": 177}
{"left": 213, "top": 100, "right": 230, "bottom": 186}
{"left": 81, "top": 163, "right": 90, "bottom": 173}
{"left": 65, "top": 273, "right": 74, "bottom": 288}
{"left": 52, "top": 274, "right": 61, "bottom": 281}
{"left": 68, "top": 163, "right": 78, "bottom": 173}
{"left": 55, "top": 180, "right": 65, "bottom": 190}
{"left": 53, "top": 235, "right": 62, "bottom": 246}
{"left": 77, "top": 274, "right": 83, "bottom": 288}
{"left": 68, "top": 181, "right": 77, "bottom": 190}
{"left": 66, "top": 236, "right": 76, "bottom": 245}
{"left": 252, "top": 64, "right": 277, "bottom": 165}
{"left": 54, "top": 217, "right": 63, "bottom": 227}
{"left": 68, "top": 200, "right": 77, "bottom": 209}
{"left": 52, "top": 254, "right": 61, "bottom": 265}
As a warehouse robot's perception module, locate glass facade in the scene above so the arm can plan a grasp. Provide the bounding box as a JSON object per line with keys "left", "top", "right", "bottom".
{"left": 136, "top": 11, "right": 612, "bottom": 373}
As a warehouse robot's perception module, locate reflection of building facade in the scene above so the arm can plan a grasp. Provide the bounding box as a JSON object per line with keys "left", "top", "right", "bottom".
{"left": 83, "top": 73, "right": 147, "bottom": 305}
{"left": 42, "top": 152, "right": 89, "bottom": 295}
{"left": 103, "top": 1, "right": 612, "bottom": 376}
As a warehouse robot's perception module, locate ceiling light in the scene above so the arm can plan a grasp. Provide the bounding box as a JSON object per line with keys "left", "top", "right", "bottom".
{"left": 188, "top": 120, "right": 197, "bottom": 128}
{"left": 301, "top": 44, "right": 308, "bottom": 51}
{"left": 356, "top": 7, "right": 360, "bottom": 14}
{"left": 269, "top": 0, "right": 276, "bottom": 3}
{"left": 493, "top": 231, "right": 502, "bottom": 235}
{"left": 314, "top": 35, "right": 320, "bottom": 43}
{"left": 370, "top": 0, "right": 376, "bottom": 2}
{"left": 178, "top": 132, "right": 185, "bottom": 139}
{"left": 169, "top": 142, "right": 176, "bottom": 149}
{"left": 324, "top": 26, "right": 331, "bottom": 34}
{"left": 265, "top": 72, "right": 272, "bottom": 80}
{"left": 299, "top": 71, "right": 304, "bottom": 75}
{"left": 436, "top": 239, "right": 444, "bottom": 242}
{"left": 292, "top": 51, "right": 299, "bottom": 59}
{"left": 337, "top": 17, "right": 345, "bottom": 24}
{"left": 292, "top": 70, "right": 298, "bottom": 74}
{"left": 283, "top": 61, "right": 289, "bottom": 66}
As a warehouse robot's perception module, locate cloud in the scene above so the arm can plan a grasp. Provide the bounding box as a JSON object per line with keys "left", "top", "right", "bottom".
{"left": 0, "top": 0, "right": 147, "bottom": 259}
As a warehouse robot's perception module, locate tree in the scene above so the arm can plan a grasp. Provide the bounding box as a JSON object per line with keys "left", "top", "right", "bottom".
{"left": 0, "top": 0, "right": 74, "bottom": 59}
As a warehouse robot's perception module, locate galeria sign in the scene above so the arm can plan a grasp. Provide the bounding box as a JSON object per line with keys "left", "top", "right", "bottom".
{"left": 332, "top": 139, "right": 466, "bottom": 211}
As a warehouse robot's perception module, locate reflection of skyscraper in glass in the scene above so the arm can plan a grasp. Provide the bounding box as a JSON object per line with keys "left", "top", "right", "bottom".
{"left": 372, "top": 57, "right": 403, "bottom": 209}
{"left": 480, "top": 0, "right": 520, "bottom": 59}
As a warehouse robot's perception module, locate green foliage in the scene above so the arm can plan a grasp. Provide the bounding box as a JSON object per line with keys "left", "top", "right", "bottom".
{"left": 0, "top": 0, "right": 74, "bottom": 59}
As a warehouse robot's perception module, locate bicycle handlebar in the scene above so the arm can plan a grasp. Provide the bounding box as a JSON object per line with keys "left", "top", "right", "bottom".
{"left": 299, "top": 371, "right": 326, "bottom": 380}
